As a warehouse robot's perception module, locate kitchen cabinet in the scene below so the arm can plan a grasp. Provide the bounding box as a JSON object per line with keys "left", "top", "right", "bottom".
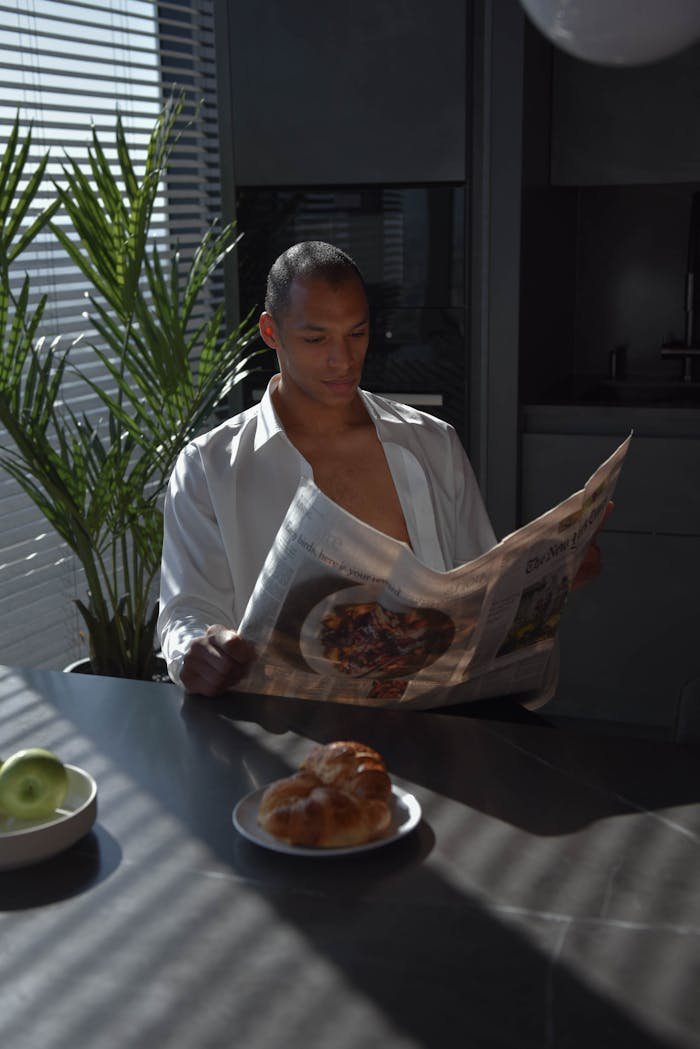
{"left": 519, "top": 21, "right": 700, "bottom": 398}
{"left": 515, "top": 19, "right": 700, "bottom": 735}
{"left": 550, "top": 42, "right": 700, "bottom": 186}
{"left": 520, "top": 422, "right": 700, "bottom": 735}
{"left": 554, "top": 530, "right": 699, "bottom": 733}
{"left": 223, "top": 0, "right": 468, "bottom": 186}
{"left": 521, "top": 430, "right": 700, "bottom": 535}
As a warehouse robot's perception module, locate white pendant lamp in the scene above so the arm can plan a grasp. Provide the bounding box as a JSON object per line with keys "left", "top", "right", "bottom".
{"left": 518, "top": 0, "right": 700, "bottom": 65}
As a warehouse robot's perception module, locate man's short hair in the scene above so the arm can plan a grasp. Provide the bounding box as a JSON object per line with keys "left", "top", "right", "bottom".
{"left": 264, "top": 241, "right": 365, "bottom": 319}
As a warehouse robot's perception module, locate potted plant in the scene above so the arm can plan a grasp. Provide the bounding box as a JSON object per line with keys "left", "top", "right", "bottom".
{"left": 0, "top": 96, "right": 259, "bottom": 680}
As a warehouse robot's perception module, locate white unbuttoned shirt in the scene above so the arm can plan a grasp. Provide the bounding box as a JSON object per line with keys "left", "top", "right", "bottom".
{"left": 158, "top": 379, "right": 498, "bottom": 685}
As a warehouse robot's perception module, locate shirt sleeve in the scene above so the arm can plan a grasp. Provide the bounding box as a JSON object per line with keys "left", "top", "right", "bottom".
{"left": 157, "top": 443, "right": 237, "bottom": 685}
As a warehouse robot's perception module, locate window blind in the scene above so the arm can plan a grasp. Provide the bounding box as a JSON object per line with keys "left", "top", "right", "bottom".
{"left": 0, "top": 0, "right": 222, "bottom": 670}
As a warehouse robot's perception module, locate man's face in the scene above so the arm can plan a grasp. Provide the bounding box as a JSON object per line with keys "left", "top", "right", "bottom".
{"left": 259, "top": 274, "right": 370, "bottom": 409}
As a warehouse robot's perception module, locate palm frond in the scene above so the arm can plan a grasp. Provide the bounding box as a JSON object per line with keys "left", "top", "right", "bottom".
{"left": 0, "top": 97, "right": 259, "bottom": 678}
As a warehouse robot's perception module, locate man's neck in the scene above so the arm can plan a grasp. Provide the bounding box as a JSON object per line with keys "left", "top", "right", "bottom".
{"left": 271, "top": 377, "right": 369, "bottom": 439}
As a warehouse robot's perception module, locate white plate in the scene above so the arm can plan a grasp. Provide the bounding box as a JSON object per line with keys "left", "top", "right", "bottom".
{"left": 233, "top": 782, "right": 421, "bottom": 857}
{"left": 0, "top": 764, "right": 98, "bottom": 871}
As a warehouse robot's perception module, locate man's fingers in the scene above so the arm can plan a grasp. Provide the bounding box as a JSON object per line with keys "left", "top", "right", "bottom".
{"left": 570, "top": 499, "right": 613, "bottom": 593}
{"left": 571, "top": 541, "right": 602, "bottom": 591}
{"left": 597, "top": 499, "right": 614, "bottom": 531}
{"left": 208, "top": 629, "right": 255, "bottom": 664}
{"left": 181, "top": 643, "right": 234, "bottom": 694}
{"left": 181, "top": 627, "right": 255, "bottom": 695}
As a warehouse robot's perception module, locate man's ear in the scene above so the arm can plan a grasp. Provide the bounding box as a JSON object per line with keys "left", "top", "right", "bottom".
{"left": 259, "top": 311, "right": 279, "bottom": 350}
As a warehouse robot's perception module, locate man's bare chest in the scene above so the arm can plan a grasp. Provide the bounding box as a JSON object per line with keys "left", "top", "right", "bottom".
{"left": 298, "top": 437, "right": 410, "bottom": 545}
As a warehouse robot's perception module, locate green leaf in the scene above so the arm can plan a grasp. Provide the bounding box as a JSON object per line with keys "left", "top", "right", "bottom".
{"left": 0, "top": 95, "right": 259, "bottom": 680}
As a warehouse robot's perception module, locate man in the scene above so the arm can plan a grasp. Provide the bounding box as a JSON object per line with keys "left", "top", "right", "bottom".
{"left": 158, "top": 241, "right": 602, "bottom": 698}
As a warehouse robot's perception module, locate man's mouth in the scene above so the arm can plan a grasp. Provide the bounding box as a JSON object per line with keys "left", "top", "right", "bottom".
{"left": 323, "top": 377, "right": 357, "bottom": 389}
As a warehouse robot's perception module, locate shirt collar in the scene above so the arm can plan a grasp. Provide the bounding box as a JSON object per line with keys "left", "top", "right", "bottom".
{"left": 358, "top": 388, "right": 409, "bottom": 433}
{"left": 254, "top": 380, "right": 404, "bottom": 452}
{"left": 253, "top": 376, "right": 286, "bottom": 451}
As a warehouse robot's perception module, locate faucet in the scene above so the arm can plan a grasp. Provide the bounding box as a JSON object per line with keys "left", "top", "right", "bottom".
{"left": 661, "top": 344, "right": 699, "bottom": 382}
{"left": 661, "top": 191, "right": 700, "bottom": 382}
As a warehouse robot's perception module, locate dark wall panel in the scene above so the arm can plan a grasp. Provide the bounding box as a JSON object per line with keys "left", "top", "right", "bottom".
{"left": 227, "top": 0, "right": 468, "bottom": 185}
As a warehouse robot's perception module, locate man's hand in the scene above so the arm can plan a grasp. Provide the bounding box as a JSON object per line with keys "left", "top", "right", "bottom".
{"left": 571, "top": 500, "right": 614, "bottom": 592}
{"left": 180, "top": 625, "right": 255, "bottom": 696}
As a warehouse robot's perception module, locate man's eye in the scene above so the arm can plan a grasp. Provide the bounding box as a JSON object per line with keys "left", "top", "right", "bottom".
{"left": 303, "top": 336, "right": 324, "bottom": 344}
{"left": 351, "top": 331, "right": 367, "bottom": 339}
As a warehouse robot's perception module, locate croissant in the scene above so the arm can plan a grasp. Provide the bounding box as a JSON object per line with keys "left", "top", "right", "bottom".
{"left": 257, "top": 741, "right": 392, "bottom": 848}
{"left": 301, "top": 740, "right": 392, "bottom": 803}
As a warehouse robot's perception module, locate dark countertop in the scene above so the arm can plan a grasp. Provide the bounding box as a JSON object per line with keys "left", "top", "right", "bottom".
{"left": 522, "top": 401, "right": 700, "bottom": 438}
{"left": 522, "top": 374, "right": 700, "bottom": 438}
{"left": 1, "top": 664, "right": 699, "bottom": 1049}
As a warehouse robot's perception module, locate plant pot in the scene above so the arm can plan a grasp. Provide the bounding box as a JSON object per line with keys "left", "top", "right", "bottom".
{"left": 63, "top": 659, "right": 93, "bottom": 675}
{"left": 63, "top": 655, "right": 171, "bottom": 683}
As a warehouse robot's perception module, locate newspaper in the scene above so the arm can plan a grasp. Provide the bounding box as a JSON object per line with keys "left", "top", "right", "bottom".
{"left": 236, "top": 434, "right": 631, "bottom": 709}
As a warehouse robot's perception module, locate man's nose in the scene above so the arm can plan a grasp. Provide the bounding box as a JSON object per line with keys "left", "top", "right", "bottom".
{"left": 327, "top": 337, "right": 354, "bottom": 368}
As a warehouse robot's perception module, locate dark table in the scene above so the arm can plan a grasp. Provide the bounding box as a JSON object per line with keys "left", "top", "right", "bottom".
{"left": 1, "top": 663, "right": 699, "bottom": 1049}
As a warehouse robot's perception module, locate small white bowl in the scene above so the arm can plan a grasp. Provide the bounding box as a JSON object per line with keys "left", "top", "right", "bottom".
{"left": 0, "top": 764, "right": 98, "bottom": 871}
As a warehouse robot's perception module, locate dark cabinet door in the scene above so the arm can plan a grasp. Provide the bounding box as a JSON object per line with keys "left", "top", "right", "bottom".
{"left": 226, "top": 0, "right": 468, "bottom": 186}
{"left": 551, "top": 42, "right": 700, "bottom": 186}
{"left": 520, "top": 432, "right": 700, "bottom": 733}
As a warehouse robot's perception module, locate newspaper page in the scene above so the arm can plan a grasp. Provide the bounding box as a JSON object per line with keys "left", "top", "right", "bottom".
{"left": 235, "top": 434, "right": 631, "bottom": 709}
